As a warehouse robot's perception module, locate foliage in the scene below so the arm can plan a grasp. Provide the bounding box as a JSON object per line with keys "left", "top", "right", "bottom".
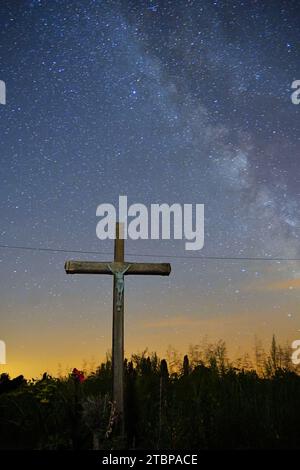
{"left": 0, "top": 337, "right": 300, "bottom": 449}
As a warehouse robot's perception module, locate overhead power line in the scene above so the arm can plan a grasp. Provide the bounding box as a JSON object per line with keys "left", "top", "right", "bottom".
{"left": 0, "top": 243, "right": 299, "bottom": 261}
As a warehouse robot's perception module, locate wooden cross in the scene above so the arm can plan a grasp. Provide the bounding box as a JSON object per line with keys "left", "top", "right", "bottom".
{"left": 64, "top": 222, "right": 171, "bottom": 434}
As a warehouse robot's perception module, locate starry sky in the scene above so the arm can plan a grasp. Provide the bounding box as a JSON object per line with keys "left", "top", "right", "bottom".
{"left": 0, "top": 0, "right": 299, "bottom": 378}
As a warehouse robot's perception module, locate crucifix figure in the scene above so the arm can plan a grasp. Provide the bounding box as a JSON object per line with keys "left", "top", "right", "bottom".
{"left": 64, "top": 222, "right": 171, "bottom": 435}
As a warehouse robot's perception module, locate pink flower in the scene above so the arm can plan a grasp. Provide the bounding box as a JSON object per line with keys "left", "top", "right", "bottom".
{"left": 72, "top": 368, "right": 85, "bottom": 383}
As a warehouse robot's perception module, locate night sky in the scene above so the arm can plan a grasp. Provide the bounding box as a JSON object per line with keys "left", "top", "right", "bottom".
{"left": 0, "top": 0, "right": 299, "bottom": 377}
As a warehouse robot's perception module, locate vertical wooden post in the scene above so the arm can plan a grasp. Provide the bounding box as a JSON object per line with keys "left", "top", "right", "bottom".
{"left": 112, "top": 222, "right": 125, "bottom": 436}
{"left": 64, "top": 220, "right": 171, "bottom": 443}
{"left": 114, "top": 222, "right": 124, "bottom": 262}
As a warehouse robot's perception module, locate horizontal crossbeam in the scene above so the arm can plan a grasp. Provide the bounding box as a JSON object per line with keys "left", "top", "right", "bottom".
{"left": 65, "top": 260, "right": 171, "bottom": 276}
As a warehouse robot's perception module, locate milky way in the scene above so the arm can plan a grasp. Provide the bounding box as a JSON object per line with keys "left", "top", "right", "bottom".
{"left": 0, "top": 1, "right": 299, "bottom": 376}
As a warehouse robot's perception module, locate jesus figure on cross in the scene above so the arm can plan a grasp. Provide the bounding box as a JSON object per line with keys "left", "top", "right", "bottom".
{"left": 64, "top": 222, "right": 171, "bottom": 435}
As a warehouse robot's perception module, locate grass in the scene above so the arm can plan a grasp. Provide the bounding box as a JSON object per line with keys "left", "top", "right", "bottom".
{"left": 0, "top": 336, "right": 299, "bottom": 449}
